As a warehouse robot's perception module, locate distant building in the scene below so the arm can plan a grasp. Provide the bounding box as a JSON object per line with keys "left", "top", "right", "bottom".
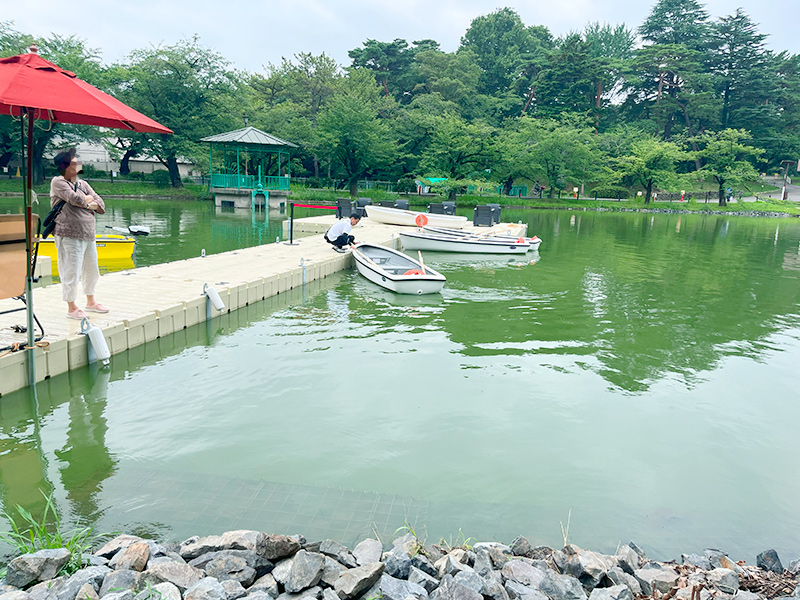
{"left": 50, "top": 140, "right": 199, "bottom": 178}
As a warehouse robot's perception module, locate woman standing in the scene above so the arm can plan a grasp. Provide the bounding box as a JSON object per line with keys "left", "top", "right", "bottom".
{"left": 50, "top": 148, "right": 109, "bottom": 319}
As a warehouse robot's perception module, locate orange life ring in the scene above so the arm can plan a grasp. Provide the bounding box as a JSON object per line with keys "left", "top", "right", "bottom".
{"left": 403, "top": 269, "right": 424, "bottom": 275}
{"left": 415, "top": 214, "right": 428, "bottom": 227}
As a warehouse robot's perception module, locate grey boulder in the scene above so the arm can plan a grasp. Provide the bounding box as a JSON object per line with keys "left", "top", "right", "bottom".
{"left": 562, "top": 546, "right": 614, "bottom": 590}
{"left": 141, "top": 562, "right": 204, "bottom": 592}
{"left": 756, "top": 550, "right": 783, "bottom": 574}
{"left": 205, "top": 555, "right": 257, "bottom": 587}
{"left": 538, "top": 571, "right": 588, "bottom": 600}
{"left": 185, "top": 578, "right": 227, "bottom": 600}
{"left": 430, "top": 575, "right": 481, "bottom": 600}
{"left": 384, "top": 548, "right": 412, "bottom": 580}
{"left": 56, "top": 567, "right": 112, "bottom": 600}
{"left": 318, "top": 542, "right": 356, "bottom": 569}
{"left": 221, "top": 581, "right": 246, "bottom": 600}
{"left": 6, "top": 549, "right": 72, "bottom": 588}
{"left": 135, "top": 583, "right": 181, "bottom": 600}
{"left": 408, "top": 567, "right": 439, "bottom": 594}
{"left": 502, "top": 561, "right": 547, "bottom": 588}
{"left": 181, "top": 532, "right": 265, "bottom": 561}
{"left": 634, "top": 567, "right": 679, "bottom": 596}
{"left": 248, "top": 574, "right": 278, "bottom": 598}
{"left": 588, "top": 586, "right": 633, "bottom": 600}
{"left": 261, "top": 536, "right": 301, "bottom": 562}
{"left": 707, "top": 569, "right": 739, "bottom": 594}
{"left": 352, "top": 540, "right": 382, "bottom": 568}
{"left": 285, "top": 551, "right": 325, "bottom": 593}
{"left": 374, "top": 574, "right": 428, "bottom": 600}
{"left": 97, "top": 591, "right": 130, "bottom": 600}
{"left": 95, "top": 537, "right": 144, "bottom": 559}
{"left": 0, "top": 592, "right": 32, "bottom": 600}
{"left": 333, "top": 562, "right": 384, "bottom": 600}
{"left": 99, "top": 570, "right": 142, "bottom": 597}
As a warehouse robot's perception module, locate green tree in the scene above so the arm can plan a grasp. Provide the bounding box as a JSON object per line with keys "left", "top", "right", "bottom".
{"left": 508, "top": 117, "right": 598, "bottom": 198}
{"left": 694, "top": 128, "right": 762, "bottom": 205}
{"left": 459, "top": 6, "right": 552, "bottom": 107}
{"left": 115, "top": 37, "right": 240, "bottom": 187}
{"left": 348, "top": 38, "right": 438, "bottom": 100}
{"left": 611, "top": 137, "right": 686, "bottom": 203}
{"left": 418, "top": 113, "right": 496, "bottom": 199}
{"left": 316, "top": 70, "right": 396, "bottom": 197}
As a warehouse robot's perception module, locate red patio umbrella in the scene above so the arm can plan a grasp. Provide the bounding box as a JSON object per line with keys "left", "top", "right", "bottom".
{"left": 0, "top": 45, "right": 172, "bottom": 384}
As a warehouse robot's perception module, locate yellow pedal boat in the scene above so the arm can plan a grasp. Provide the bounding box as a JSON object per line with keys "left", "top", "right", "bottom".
{"left": 37, "top": 233, "right": 136, "bottom": 261}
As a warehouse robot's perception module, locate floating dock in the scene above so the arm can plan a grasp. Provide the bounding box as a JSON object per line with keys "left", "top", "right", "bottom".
{"left": 0, "top": 216, "right": 526, "bottom": 396}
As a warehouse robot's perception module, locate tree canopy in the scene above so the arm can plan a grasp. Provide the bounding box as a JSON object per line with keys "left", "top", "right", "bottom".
{"left": 1, "top": 0, "right": 799, "bottom": 195}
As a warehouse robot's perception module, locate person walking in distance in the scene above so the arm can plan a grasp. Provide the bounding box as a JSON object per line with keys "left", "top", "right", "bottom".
{"left": 50, "top": 148, "right": 109, "bottom": 319}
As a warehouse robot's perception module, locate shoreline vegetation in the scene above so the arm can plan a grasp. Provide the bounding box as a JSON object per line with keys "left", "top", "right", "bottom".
{"left": 4, "top": 180, "right": 797, "bottom": 218}
{"left": 1, "top": 529, "right": 798, "bottom": 600}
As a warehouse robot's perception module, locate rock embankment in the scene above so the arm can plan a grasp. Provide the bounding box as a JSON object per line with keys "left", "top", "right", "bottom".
{"left": 1, "top": 531, "right": 798, "bottom": 600}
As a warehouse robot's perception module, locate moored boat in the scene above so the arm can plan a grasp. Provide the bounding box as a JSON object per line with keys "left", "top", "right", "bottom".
{"left": 364, "top": 205, "right": 467, "bottom": 229}
{"left": 37, "top": 233, "right": 136, "bottom": 261}
{"left": 415, "top": 226, "right": 542, "bottom": 251}
{"left": 351, "top": 243, "right": 446, "bottom": 295}
{"left": 399, "top": 229, "right": 531, "bottom": 254}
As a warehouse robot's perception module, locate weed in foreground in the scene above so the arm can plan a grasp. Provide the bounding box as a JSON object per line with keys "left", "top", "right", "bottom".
{"left": 0, "top": 490, "right": 108, "bottom": 577}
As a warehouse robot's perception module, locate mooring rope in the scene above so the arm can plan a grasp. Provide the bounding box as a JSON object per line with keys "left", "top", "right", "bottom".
{"left": 0, "top": 339, "right": 49, "bottom": 358}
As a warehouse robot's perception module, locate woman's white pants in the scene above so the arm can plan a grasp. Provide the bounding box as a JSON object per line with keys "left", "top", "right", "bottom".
{"left": 55, "top": 236, "right": 99, "bottom": 303}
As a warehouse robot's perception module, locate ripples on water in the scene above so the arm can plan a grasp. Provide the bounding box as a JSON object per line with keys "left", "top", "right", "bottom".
{"left": 1, "top": 210, "right": 800, "bottom": 560}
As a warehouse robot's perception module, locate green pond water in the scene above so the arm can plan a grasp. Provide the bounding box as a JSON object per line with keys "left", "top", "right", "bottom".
{"left": 1, "top": 196, "right": 800, "bottom": 562}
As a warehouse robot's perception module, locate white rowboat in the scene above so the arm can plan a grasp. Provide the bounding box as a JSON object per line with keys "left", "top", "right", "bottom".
{"left": 352, "top": 243, "right": 446, "bottom": 295}
{"left": 364, "top": 205, "right": 467, "bottom": 229}
{"left": 399, "top": 229, "right": 532, "bottom": 254}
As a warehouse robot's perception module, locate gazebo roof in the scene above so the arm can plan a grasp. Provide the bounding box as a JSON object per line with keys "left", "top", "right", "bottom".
{"left": 200, "top": 127, "right": 297, "bottom": 148}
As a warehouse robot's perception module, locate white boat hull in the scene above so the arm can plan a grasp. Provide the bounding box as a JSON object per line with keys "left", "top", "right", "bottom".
{"left": 421, "top": 226, "right": 542, "bottom": 251}
{"left": 399, "top": 231, "right": 531, "bottom": 254}
{"left": 352, "top": 243, "right": 446, "bottom": 295}
{"left": 364, "top": 205, "right": 467, "bottom": 229}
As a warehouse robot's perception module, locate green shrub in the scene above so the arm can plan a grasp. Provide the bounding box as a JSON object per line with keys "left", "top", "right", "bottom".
{"left": 151, "top": 170, "right": 171, "bottom": 188}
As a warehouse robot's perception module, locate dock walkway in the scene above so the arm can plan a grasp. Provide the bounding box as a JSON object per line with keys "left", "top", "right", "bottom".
{"left": 0, "top": 217, "right": 524, "bottom": 396}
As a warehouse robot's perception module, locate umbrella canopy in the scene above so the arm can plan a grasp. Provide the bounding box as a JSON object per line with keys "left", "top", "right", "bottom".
{"left": 0, "top": 51, "right": 172, "bottom": 133}
{"left": 0, "top": 46, "right": 172, "bottom": 386}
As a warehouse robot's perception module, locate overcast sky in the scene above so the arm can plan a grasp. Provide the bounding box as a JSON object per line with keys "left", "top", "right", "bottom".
{"left": 7, "top": 0, "right": 800, "bottom": 73}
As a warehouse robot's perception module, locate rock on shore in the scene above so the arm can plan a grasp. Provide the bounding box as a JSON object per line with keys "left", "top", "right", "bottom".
{"left": 1, "top": 531, "right": 798, "bottom": 600}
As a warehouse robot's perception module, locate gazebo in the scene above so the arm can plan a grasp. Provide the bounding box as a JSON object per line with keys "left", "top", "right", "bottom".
{"left": 201, "top": 127, "right": 298, "bottom": 210}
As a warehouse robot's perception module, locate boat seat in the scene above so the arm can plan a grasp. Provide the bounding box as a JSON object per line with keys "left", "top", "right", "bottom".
{"left": 473, "top": 205, "right": 494, "bottom": 227}
{"left": 0, "top": 214, "right": 45, "bottom": 347}
{"left": 442, "top": 201, "right": 456, "bottom": 215}
{"left": 336, "top": 198, "right": 353, "bottom": 219}
{"left": 354, "top": 197, "right": 372, "bottom": 218}
{"left": 486, "top": 203, "right": 501, "bottom": 224}
{"left": 395, "top": 199, "right": 409, "bottom": 210}
{"left": 428, "top": 202, "right": 445, "bottom": 214}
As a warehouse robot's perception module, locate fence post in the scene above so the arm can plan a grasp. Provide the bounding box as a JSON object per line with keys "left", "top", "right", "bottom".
{"left": 284, "top": 202, "right": 299, "bottom": 245}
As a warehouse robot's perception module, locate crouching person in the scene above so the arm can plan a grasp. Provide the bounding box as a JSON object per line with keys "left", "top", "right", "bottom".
{"left": 325, "top": 213, "right": 360, "bottom": 251}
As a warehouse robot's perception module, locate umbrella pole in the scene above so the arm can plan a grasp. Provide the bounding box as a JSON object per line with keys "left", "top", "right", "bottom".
{"left": 21, "top": 108, "right": 36, "bottom": 386}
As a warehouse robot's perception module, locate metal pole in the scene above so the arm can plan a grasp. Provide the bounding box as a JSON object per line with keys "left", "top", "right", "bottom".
{"left": 22, "top": 109, "right": 36, "bottom": 385}
{"left": 283, "top": 202, "right": 299, "bottom": 245}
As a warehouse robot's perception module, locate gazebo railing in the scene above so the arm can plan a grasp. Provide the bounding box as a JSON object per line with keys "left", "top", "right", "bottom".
{"left": 210, "top": 174, "right": 290, "bottom": 190}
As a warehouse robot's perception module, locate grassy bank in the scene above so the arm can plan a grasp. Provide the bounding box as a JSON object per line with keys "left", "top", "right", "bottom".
{"left": 288, "top": 186, "right": 800, "bottom": 217}
{"left": 0, "top": 178, "right": 209, "bottom": 199}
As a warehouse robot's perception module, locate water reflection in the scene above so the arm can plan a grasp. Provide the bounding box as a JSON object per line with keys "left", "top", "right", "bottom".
{"left": 1, "top": 210, "right": 800, "bottom": 560}
{"left": 54, "top": 368, "right": 115, "bottom": 526}
{"left": 435, "top": 211, "right": 800, "bottom": 392}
